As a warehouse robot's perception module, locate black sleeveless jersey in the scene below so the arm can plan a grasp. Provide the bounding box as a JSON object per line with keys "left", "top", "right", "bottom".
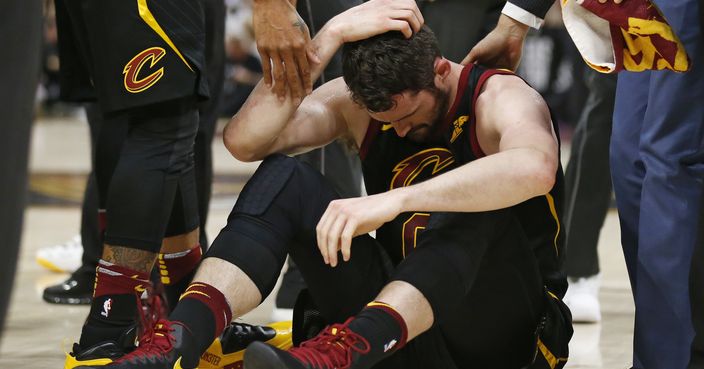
{"left": 358, "top": 64, "right": 567, "bottom": 297}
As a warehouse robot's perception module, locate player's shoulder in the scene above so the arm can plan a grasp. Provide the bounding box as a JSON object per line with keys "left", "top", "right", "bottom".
{"left": 477, "top": 70, "right": 545, "bottom": 111}
{"left": 479, "top": 70, "right": 529, "bottom": 98}
{"left": 474, "top": 69, "right": 549, "bottom": 131}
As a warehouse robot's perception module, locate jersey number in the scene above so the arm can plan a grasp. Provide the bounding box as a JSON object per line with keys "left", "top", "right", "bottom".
{"left": 391, "top": 149, "right": 454, "bottom": 259}
{"left": 402, "top": 213, "right": 430, "bottom": 258}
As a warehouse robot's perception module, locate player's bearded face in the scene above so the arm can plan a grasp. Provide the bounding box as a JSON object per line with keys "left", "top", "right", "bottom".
{"left": 406, "top": 88, "right": 449, "bottom": 142}
{"left": 369, "top": 88, "right": 450, "bottom": 143}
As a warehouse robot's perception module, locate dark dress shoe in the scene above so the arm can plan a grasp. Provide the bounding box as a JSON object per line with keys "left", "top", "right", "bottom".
{"left": 43, "top": 268, "right": 94, "bottom": 304}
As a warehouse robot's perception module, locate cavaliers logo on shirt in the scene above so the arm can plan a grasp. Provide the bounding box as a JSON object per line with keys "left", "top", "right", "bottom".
{"left": 389, "top": 148, "right": 455, "bottom": 190}
{"left": 390, "top": 148, "right": 455, "bottom": 258}
{"left": 123, "top": 47, "right": 166, "bottom": 93}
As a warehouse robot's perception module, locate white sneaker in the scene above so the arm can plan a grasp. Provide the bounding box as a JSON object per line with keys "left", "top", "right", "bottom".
{"left": 35, "top": 235, "right": 83, "bottom": 273}
{"left": 564, "top": 274, "right": 601, "bottom": 323}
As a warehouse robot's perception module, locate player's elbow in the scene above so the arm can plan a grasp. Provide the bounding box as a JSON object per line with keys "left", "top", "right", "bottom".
{"left": 223, "top": 121, "right": 261, "bottom": 162}
{"left": 525, "top": 151, "right": 557, "bottom": 196}
{"left": 225, "top": 137, "right": 261, "bottom": 162}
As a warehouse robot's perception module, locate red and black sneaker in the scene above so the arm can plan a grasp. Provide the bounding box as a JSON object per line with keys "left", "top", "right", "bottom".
{"left": 80, "top": 319, "right": 198, "bottom": 369}
{"left": 65, "top": 283, "right": 166, "bottom": 368}
{"left": 244, "top": 318, "right": 370, "bottom": 369}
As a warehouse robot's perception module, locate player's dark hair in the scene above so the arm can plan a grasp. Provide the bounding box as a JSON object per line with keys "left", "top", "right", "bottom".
{"left": 342, "top": 25, "right": 441, "bottom": 113}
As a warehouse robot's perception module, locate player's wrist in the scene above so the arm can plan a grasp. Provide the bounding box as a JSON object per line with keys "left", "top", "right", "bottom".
{"left": 317, "top": 19, "right": 345, "bottom": 49}
{"left": 497, "top": 13, "right": 530, "bottom": 38}
{"left": 392, "top": 187, "right": 415, "bottom": 214}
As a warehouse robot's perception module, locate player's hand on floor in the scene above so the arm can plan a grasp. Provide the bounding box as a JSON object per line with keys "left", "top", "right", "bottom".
{"left": 316, "top": 191, "right": 404, "bottom": 267}
{"left": 253, "top": 0, "right": 319, "bottom": 103}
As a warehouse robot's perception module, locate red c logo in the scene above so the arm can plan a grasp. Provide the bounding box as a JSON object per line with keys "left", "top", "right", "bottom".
{"left": 389, "top": 148, "right": 455, "bottom": 190}
{"left": 389, "top": 148, "right": 455, "bottom": 258}
{"left": 123, "top": 47, "right": 166, "bottom": 93}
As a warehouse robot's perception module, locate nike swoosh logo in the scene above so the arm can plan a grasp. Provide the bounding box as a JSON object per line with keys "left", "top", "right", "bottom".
{"left": 173, "top": 357, "right": 183, "bottom": 369}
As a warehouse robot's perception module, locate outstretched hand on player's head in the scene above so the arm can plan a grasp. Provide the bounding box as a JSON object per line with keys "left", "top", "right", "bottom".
{"left": 326, "top": 0, "right": 424, "bottom": 45}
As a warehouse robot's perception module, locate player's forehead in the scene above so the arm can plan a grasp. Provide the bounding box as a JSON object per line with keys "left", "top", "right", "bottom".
{"left": 368, "top": 91, "right": 422, "bottom": 122}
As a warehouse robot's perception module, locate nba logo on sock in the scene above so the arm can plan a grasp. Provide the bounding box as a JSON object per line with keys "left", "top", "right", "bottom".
{"left": 101, "top": 298, "right": 112, "bottom": 318}
{"left": 383, "top": 339, "right": 397, "bottom": 353}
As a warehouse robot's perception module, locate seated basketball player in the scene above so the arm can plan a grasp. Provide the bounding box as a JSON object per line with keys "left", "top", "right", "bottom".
{"left": 86, "top": 0, "right": 572, "bottom": 368}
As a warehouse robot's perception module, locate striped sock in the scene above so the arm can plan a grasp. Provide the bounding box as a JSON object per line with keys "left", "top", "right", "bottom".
{"left": 157, "top": 245, "right": 202, "bottom": 308}
{"left": 169, "top": 282, "right": 232, "bottom": 358}
{"left": 80, "top": 260, "right": 151, "bottom": 347}
{"left": 346, "top": 301, "right": 408, "bottom": 367}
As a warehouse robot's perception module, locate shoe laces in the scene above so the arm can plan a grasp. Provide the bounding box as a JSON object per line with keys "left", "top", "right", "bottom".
{"left": 289, "top": 318, "right": 370, "bottom": 369}
{"left": 114, "top": 319, "right": 176, "bottom": 363}
{"left": 135, "top": 284, "right": 169, "bottom": 345}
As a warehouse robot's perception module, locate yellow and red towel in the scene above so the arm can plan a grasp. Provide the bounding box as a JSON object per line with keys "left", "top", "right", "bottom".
{"left": 561, "top": 0, "right": 690, "bottom": 73}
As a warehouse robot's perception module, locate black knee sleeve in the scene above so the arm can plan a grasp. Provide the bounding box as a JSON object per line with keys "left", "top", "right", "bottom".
{"left": 204, "top": 154, "right": 342, "bottom": 299}
{"left": 104, "top": 98, "right": 199, "bottom": 251}
{"left": 233, "top": 153, "right": 298, "bottom": 216}
{"left": 205, "top": 154, "right": 301, "bottom": 297}
{"left": 205, "top": 216, "right": 289, "bottom": 298}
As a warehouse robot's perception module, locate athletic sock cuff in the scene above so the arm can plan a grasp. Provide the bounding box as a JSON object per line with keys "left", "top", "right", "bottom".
{"left": 365, "top": 301, "right": 408, "bottom": 349}
{"left": 94, "top": 259, "right": 151, "bottom": 297}
{"left": 179, "top": 282, "right": 232, "bottom": 334}
{"left": 157, "top": 245, "right": 202, "bottom": 285}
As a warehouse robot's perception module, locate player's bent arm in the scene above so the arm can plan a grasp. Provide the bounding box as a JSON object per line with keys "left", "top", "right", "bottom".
{"left": 225, "top": 0, "right": 422, "bottom": 161}
{"left": 239, "top": 78, "right": 370, "bottom": 162}
{"left": 224, "top": 28, "right": 344, "bottom": 162}
{"left": 395, "top": 74, "right": 558, "bottom": 212}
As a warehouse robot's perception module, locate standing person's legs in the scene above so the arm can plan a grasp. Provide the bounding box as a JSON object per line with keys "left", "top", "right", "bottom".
{"left": 564, "top": 69, "right": 616, "bottom": 278}
{"left": 81, "top": 103, "right": 108, "bottom": 272}
{"left": 690, "top": 191, "right": 704, "bottom": 368}
{"left": 156, "top": 0, "right": 226, "bottom": 309}
{"left": 78, "top": 98, "right": 201, "bottom": 347}
{"left": 79, "top": 173, "right": 101, "bottom": 270}
{"left": 43, "top": 102, "right": 118, "bottom": 305}
{"left": 53, "top": 0, "right": 208, "bottom": 365}
{"left": 0, "top": 0, "right": 42, "bottom": 342}
{"left": 632, "top": 1, "right": 704, "bottom": 368}
{"left": 562, "top": 69, "right": 616, "bottom": 322}
{"left": 611, "top": 69, "right": 650, "bottom": 368}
